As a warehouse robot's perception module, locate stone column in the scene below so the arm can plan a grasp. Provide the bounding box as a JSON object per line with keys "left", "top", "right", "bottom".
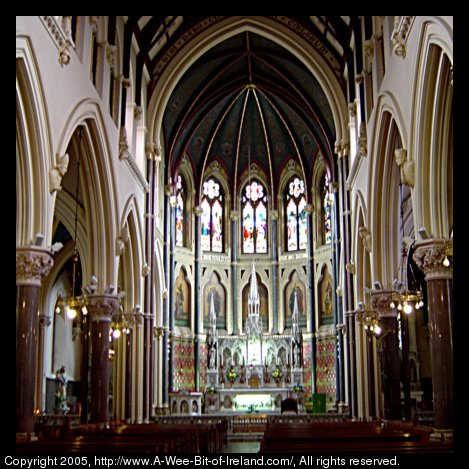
{"left": 16, "top": 246, "right": 54, "bottom": 440}
{"left": 230, "top": 211, "right": 239, "bottom": 334}
{"left": 193, "top": 206, "right": 202, "bottom": 390}
{"left": 371, "top": 291, "right": 401, "bottom": 420}
{"left": 413, "top": 239, "right": 453, "bottom": 438}
{"left": 36, "top": 314, "right": 52, "bottom": 414}
{"left": 270, "top": 210, "right": 279, "bottom": 334}
{"left": 124, "top": 313, "right": 135, "bottom": 423}
{"left": 88, "top": 294, "right": 119, "bottom": 424}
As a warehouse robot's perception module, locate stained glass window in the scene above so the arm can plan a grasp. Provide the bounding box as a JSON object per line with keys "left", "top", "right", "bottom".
{"left": 323, "top": 175, "right": 332, "bottom": 245}
{"left": 175, "top": 175, "right": 185, "bottom": 247}
{"left": 242, "top": 180, "right": 268, "bottom": 254}
{"left": 286, "top": 177, "right": 308, "bottom": 251}
{"left": 201, "top": 178, "right": 224, "bottom": 252}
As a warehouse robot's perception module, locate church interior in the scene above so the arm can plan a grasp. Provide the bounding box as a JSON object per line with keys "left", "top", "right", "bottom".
{"left": 16, "top": 16, "right": 453, "bottom": 454}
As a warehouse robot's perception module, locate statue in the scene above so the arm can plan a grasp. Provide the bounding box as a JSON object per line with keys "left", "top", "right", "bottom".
{"left": 209, "top": 346, "right": 216, "bottom": 369}
{"left": 54, "top": 366, "right": 68, "bottom": 414}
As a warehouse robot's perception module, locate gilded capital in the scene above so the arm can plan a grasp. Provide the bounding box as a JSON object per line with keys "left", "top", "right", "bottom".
{"left": 413, "top": 239, "right": 453, "bottom": 280}
{"left": 16, "top": 246, "right": 54, "bottom": 287}
{"left": 87, "top": 294, "right": 119, "bottom": 322}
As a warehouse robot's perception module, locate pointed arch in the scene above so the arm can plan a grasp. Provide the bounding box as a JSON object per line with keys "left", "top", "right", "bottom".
{"left": 16, "top": 36, "right": 54, "bottom": 245}
{"left": 147, "top": 17, "right": 347, "bottom": 164}
{"left": 411, "top": 19, "right": 453, "bottom": 238}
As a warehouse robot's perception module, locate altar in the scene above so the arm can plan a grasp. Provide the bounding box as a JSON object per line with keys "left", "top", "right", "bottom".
{"left": 201, "top": 265, "right": 306, "bottom": 416}
{"left": 205, "top": 387, "right": 289, "bottom": 413}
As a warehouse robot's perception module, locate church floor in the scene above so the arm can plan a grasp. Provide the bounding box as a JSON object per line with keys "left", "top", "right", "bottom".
{"left": 221, "top": 434, "right": 263, "bottom": 453}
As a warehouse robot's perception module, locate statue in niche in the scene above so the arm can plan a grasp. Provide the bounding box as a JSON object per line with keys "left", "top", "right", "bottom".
{"left": 209, "top": 347, "right": 216, "bottom": 369}
{"left": 293, "top": 343, "right": 301, "bottom": 369}
{"left": 175, "top": 285, "right": 184, "bottom": 318}
{"left": 54, "top": 366, "right": 68, "bottom": 414}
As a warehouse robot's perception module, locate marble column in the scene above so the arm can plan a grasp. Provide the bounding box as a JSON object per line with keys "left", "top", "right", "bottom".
{"left": 345, "top": 310, "right": 358, "bottom": 418}
{"left": 16, "top": 246, "right": 53, "bottom": 440}
{"left": 88, "top": 294, "right": 119, "bottom": 424}
{"left": 371, "top": 291, "right": 401, "bottom": 420}
{"left": 36, "top": 314, "right": 51, "bottom": 414}
{"left": 413, "top": 239, "right": 453, "bottom": 437}
{"left": 124, "top": 313, "right": 135, "bottom": 423}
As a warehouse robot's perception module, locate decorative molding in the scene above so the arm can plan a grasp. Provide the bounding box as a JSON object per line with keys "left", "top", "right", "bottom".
{"left": 106, "top": 43, "right": 117, "bottom": 68}
{"left": 141, "top": 263, "right": 150, "bottom": 277}
{"left": 391, "top": 16, "right": 415, "bottom": 58}
{"left": 357, "top": 122, "right": 368, "bottom": 158}
{"left": 124, "top": 153, "right": 149, "bottom": 194}
{"left": 413, "top": 240, "right": 453, "bottom": 280}
{"left": 16, "top": 246, "right": 54, "bottom": 287}
{"left": 134, "top": 106, "right": 143, "bottom": 121}
{"left": 40, "top": 17, "right": 72, "bottom": 66}
{"left": 345, "top": 261, "right": 356, "bottom": 275}
{"left": 230, "top": 211, "right": 239, "bottom": 221}
{"left": 116, "top": 224, "right": 130, "bottom": 256}
{"left": 358, "top": 226, "right": 372, "bottom": 253}
{"left": 395, "top": 148, "right": 415, "bottom": 187}
{"left": 118, "top": 127, "right": 131, "bottom": 161}
{"left": 87, "top": 294, "right": 119, "bottom": 322}
{"left": 49, "top": 152, "right": 69, "bottom": 193}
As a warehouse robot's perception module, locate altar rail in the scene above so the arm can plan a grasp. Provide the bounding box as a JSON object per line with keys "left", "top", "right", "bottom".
{"left": 152, "top": 412, "right": 348, "bottom": 434}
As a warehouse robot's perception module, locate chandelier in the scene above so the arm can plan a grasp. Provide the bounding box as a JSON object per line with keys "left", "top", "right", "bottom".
{"left": 110, "top": 292, "right": 131, "bottom": 339}
{"left": 389, "top": 182, "right": 424, "bottom": 315}
{"left": 56, "top": 128, "right": 89, "bottom": 320}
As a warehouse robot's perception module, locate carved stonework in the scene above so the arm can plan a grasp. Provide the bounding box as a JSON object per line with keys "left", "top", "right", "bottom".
{"left": 116, "top": 225, "right": 130, "bottom": 256}
{"left": 305, "top": 204, "right": 314, "bottom": 214}
{"left": 364, "top": 39, "right": 374, "bottom": 58}
{"left": 87, "top": 295, "right": 119, "bottom": 322}
{"left": 193, "top": 206, "right": 203, "bottom": 217}
{"left": 358, "top": 226, "right": 372, "bottom": 253}
{"left": 357, "top": 122, "right": 367, "bottom": 158}
{"left": 391, "top": 16, "right": 415, "bottom": 58}
{"left": 413, "top": 240, "right": 453, "bottom": 280}
{"left": 270, "top": 210, "right": 278, "bottom": 221}
{"left": 395, "top": 148, "right": 414, "bottom": 187}
{"left": 348, "top": 101, "right": 357, "bottom": 118}
{"left": 134, "top": 106, "right": 143, "bottom": 121}
{"left": 49, "top": 152, "right": 70, "bottom": 193}
{"left": 106, "top": 44, "right": 117, "bottom": 68}
{"left": 141, "top": 263, "right": 150, "bottom": 277}
{"left": 370, "top": 291, "right": 398, "bottom": 318}
{"left": 16, "top": 247, "right": 54, "bottom": 287}
{"left": 58, "top": 43, "right": 71, "bottom": 66}
{"left": 118, "top": 127, "right": 130, "bottom": 161}
{"left": 334, "top": 139, "right": 350, "bottom": 158}
{"left": 346, "top": 261, "right": 356, "bottom": 275}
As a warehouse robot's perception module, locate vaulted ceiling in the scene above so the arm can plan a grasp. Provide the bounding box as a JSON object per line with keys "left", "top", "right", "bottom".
{"left": 123, "top": 16, "right": 357, "bottom": 200}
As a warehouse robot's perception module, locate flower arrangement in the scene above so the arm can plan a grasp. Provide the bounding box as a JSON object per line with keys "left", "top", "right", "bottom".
{"left": 293, "top": 383, "right": 304, "bottom": 393}
{"left": 227, "top": 367, "right": 237, "bottom": 382}
{"left": 206, "top": 384, "right": 217, "bottom": 393}
{"left": 272, "top": 366, "right": 283, "bottom": 381}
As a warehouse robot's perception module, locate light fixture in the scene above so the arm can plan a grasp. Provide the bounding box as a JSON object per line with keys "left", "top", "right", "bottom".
{"left": 110, "top": 299, "right": 131, "bottom": 339}
{"left": 361, "top": 309, "right": 382, "bottom": 336}
{"left": 57, "top": 128, "right": 89, "bottom": 319}
{"left": 389, "top": 182, "right": 424, "bottom": 314}
{"left": 442, "top": 241, "right": 453, "bottom": 267}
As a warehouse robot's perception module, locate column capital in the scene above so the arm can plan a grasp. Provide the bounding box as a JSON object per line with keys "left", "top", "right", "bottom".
{"left": 87, "top": 294, "right": 119, "bottom": 322}
{"left": 193, "top": 205, "right": 203, "bottom": 217}
{"left": 370, "top": 290, "right": 398, "bottom": 318}
{"left": 270, "top": 210, "right": 278, "bottom": 221}
{"left": 16, "top": 246, "right": 54, "bottom": 287}
{"left": 413, "top": 239, "right": 453, "bottom": 280}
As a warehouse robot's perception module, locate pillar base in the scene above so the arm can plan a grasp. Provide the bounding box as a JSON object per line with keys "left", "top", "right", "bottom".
{"left": 16, "top": 432, "right": 38, "bottom": 443}
{"left": 430, "top": 429, "right": 453, "bottom": 443}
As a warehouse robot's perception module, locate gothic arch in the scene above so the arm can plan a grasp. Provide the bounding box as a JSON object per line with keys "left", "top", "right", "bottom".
{"left": 411, "top": 20, "right": 453, "bottom": 239}
{"left": 368, "top": 107, "right": 403, "bottom": 287}
{"left": 55, "top": 100, "right": 119, "bottom": 291}
{"left": 147, "top": 16, "right": 348, "bottom": 163}
{"left": 16, "top": 36, "right": 54, "bottom": 245}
